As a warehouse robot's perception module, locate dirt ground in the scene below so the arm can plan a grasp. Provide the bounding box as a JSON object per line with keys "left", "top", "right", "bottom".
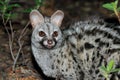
{"left": 0, "top": 0, "right": 118, "bottom": 80}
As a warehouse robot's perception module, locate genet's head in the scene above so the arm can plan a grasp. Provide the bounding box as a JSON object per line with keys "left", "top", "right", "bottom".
{"left": 30, "top": 10, "right": 64, "bottom": 49}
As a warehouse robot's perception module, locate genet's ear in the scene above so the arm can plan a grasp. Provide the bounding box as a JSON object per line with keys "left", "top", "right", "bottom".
{"left": 30, "top": 10, "right": 44, "bottom": 28}
{"left": 51, "top": 10, "right": 64, "bottom": 27}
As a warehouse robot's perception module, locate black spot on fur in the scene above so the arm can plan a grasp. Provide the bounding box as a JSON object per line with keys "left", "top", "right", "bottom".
{"left": 89, "top": 70, "right": 93, "bottom": 74}
{"left": 78, "top": 65, "right": 81, "bottom": 69}
{"left": 95, "top": 38, "right": 100, "bottom": 43}
{"left": 51, "top": 65, "right": 54, "bottom": 70}
{"left": 78, "top": 34, "right": 83, "bottom": 39}
{"left": 108, "top": 49, "right": 120, "bottom": 53}
{"left": 97, "top": 56, "right": 104, "bottom": 67}
{"left": 87, "top": 53, "right": 90, "bottom": 61}
{"left": 56, "top": 65, "right": 58, "bottom": 69}
{"left": 57, "top": 59, "right": 60, "bottom": 64}
{"left": 64, "top": 54, "right": 67, "bottom": 58}
{"left": 79, "top": 46, "right": 84, "bottom": 52}
{"left": 113, "top": 27, "right": 120, "bottom": 35}
{"left": 107, "top": 33, "right": 113, "bottom": 39}
{"left": 92, "top": 57, "right": 95, "bottom": 62}
{"left": 106, "top": 43, "right": 110, "bottom": 47}
{"left": 92, "top": 65, "right": 95, "bottom": 69}
{"left": 85, "top": 30, "right": 91, "bottom": 35}
{"left": 104, "top": 32, "right": 108, "bottom": 37}
{"left": 113, "top": 38, "right": 120, "bottom": 44}
{"left": 95, "top": 69, "right": 99, "bottom": 74}
{"left": 99, "top": 41, "right": 106, "bottom": 47}
{"left": 70, "top": 51, "right": 77, "bottom": 63}
{"left": 79, "top": 71, "right": 85, "bottom": 80}
{"left": 66, "top": 69, "right": 68, "bottom": 72}
{"left": 71, "top": 43, "right": 76, "bottom": 48}
{"left": 84, "top": 42, "right": 94, "bottom": 50}
{"left": 62, "top": 69, "right": 64, "bottom": 72}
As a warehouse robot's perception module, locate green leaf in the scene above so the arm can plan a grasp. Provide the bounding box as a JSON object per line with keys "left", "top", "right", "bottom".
{"left": 99, "top": 66, "right": 108, "bottom": 78}
{"left": 35, "top": 0, "right": 44, "bottom": 9}
{"left": 5, "top": 0, "right": 9, "bottom": 2}
{"left": 102, "top": 3, "right": 114, "bottom": 11}
{"left": 4, "top": 13, "right": 18, "bottom": 19}
{"left": 110, "top": 68, "right": 120, "bottom": 73}
{"left": 22, "top": 8, "right": 33, "bottom": 13}
{"left": 107, "top": 60, "right": 114, "bottom": 72}
{"left": 5, "top": 0, "right": 9, "bottom": 4}
{"left": 99, "top": 66, "right": 108, "bottom": 72}
{"left": 117, "top": 7, "right": 120, "bottom": 11}
{"left": 35, "top": 0, "right": 42, "bottom": 5}
{"left": 3, "top": 13, "right": 11, "bottom": 19}
{"left": 0, "top": 1, "right": 4, "bottom": 5}
{"left": 4, "top": 4, "right": 21, "bottom": 11}
{"left": 114, "top": 0, "right": 118, "bottom": 8}
{"left": 102, "top": 0, "right": 119, "bottom": 11}
{"left": 8, "top": 4, "right": 21, "bottom": 8}
{"left": 0, "top": 6, "right": 4, "bottom": 11}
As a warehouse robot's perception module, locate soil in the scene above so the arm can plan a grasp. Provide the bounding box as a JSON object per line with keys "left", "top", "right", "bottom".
{"left": 0, "top": 0, "right": 119, "bottom": 80}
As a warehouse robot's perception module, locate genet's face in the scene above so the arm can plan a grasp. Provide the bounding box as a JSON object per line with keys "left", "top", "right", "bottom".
{"left": 35, "top": 23, "right": 62, "bottom": 49}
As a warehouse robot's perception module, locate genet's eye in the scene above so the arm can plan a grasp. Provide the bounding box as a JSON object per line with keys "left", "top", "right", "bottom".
{"left": 39, "top": 31, "right": 46, "bottom": 37}
{"left": 52, "top": 31, "right": 58, "bottom": 37}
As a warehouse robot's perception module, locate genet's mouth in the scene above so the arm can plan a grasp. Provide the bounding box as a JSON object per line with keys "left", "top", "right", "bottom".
{"left": 44, "top": 45, "right": 54, "bottom": 49}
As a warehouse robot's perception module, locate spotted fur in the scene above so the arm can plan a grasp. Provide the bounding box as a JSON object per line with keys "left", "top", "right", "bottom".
{"left": 64, "top": 19, "right": 120, "bottom": 80}
{"left": 30, "top": 10, "right": 120, "bottom": 80}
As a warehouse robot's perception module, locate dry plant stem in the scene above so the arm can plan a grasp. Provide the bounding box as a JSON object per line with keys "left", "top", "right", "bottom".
{"left": 117, "top": 13, "right": 120, "bottom": 23}
{"left": 2, "top": 13, "right": 30, "bottom": 71}
{"left": 116, "top": 13, "right": 120, "bottom": 23}
{"left": 19, "top": 21, "right": 30, "bottom": 40}
{"left": 114, "top": 10, "right": 120, "bottom": 23}
{"left": 12, "top": 21, "right": 30, "bottom": 71}
{"left": 12, "top": 41, "right": 24, "bottom": 71}
{"left": 2, "top": 15, "right": 15, "bottom": 61}
{"left": 9, "top": 21, "right": 15, "bottom": 60}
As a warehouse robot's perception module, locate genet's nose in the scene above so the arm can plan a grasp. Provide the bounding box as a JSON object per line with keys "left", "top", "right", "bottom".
{"left": 47, "top": 39, "right": 53, "bottom": 45}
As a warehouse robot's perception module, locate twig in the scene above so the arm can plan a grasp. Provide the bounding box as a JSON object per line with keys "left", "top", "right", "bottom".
{"left": 9, "top": 21, "right": 15, "bottom": 61}
{"left": 114, "top": 9, "right": 120, "bottom": 23}
{"left": 2, "top": 14, "right": 15, "bottom": 61}
{"left": 19, "top": 21, "right": 30, "bottom": 41}
{"left": 12, "top": 41, "right": 23, "bottom": 71}
{"left": 12, "top": 21, "right": 30, "bottom": 71}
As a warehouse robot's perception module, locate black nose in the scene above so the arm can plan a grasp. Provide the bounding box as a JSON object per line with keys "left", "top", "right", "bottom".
{"left": 47, "top": 39, "right": 53, "bottom": 45}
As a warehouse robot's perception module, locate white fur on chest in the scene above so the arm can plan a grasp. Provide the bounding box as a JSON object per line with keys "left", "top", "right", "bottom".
{"left": 32, "top": 45, "right": 61, "bottom": 77}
